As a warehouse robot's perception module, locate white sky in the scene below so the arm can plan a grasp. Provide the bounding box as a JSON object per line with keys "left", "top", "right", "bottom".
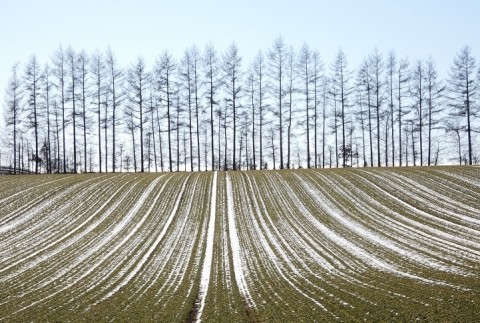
{"left": 1, "top": 0, "right": 479, "bottom": 127}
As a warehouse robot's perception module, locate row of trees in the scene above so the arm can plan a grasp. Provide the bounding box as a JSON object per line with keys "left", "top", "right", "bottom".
{"left": 1, "top": 38, "right": 479, "bottom": 174}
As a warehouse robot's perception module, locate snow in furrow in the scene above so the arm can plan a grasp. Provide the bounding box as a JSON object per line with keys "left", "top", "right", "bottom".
{"left": 99, "top": 174, "right": 191, "bottom": 301}
{"left": 435, "top": 169, "right": 480, "bottom": 189}
{"left": 292, "top": 172, "right": 468, "bottom": 288}
{"left": 226, "top": 173, "right": 255, "bottom": 308}
{"left": 122, "top": 175, "right": 198, "bottom": 304}
{"left": 301, "top": 172, "right": 472, "bottom": 274}
{"left": 373, "top": 171, "right": 480, "bottom": 225}
{"left": 418, "top": 171, "right": 480, "bottom": 206}
{"left": 195, "top": 171, "right": 217, "bottom": 322}
{"left": 73, "top": 175, "right": 177, "bottom": 303}
{"left": 0, "top": 176, "right": 136, "bottom": 281}
{"left": 320, "top": 172, "right": 478, "bottom": 269}
{"left": 0, "top": 175, "right": 118, "bottom": 263}
{"left": 353, "top": 171, "right": 480, "bottom": 253}
{"left": 243, "top": 173, "right": 347, "bottom": 314}
{"left": 7, "top": 176, "right": 163, "bottom": 316}
{"left": 2, "top": 178, "right": 145, "bottom": 303}
{"left": 168, "top": 175, "right": 204, "bottom": 298}
{"left": 0, "top": 177, "right": 95, "bottom": 234}
{"left": 0, "top": 175, "right": 74, "bottom": 205}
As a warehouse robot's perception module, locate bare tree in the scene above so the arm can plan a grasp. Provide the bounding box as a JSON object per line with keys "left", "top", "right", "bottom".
{"left": 223, "top": 42, "right": 242, "bottom": 170}
{"left": 24, "top": 55, "right": 42, "bottom": 174}
{"left": 425, "top": 57, "right": 445, "bottom": 165}
{"left": 332, "top": 49, "right": 353, "bottom": 167}
{"left": 370, "top": 49, "right": 385, "bottom": 167}
{"left": 191, "top": 45, "right": 202, "bottom": 171}
{"left": 444, "top": 119, "right": 464, "bottom": 165}
{"left": 410, "top": 60, "right": 427, "bottom": 166}
{"left": 253, "top": 50, "right": 268, "bottom": 170}
{"left": 180, "top": 48, "right": 195, "bottom": 171}
{"left": 386, "top": 51, "right": 396, "bottom": 166}
{"left": 66, "top": 47, "right": 79, "bottom": 172}
{"left": 77, "top": 51, "right": 90, "bottom": 172}
{"left": 285, "top": 46, "right": 297, "bottom": 169}
{"left": 311, "top": 50, "right": 324, "bottom": 168}
{"left": 397, "top": 58, "right": 410, "bottom": 166}
{"left": 245, "top": 70, "right": 256, "bottom": 169}
{"left": 106, "top": 48, "right": 124, "bottom": 172}
{"left": 128, "top": 57, "right": 150, "bottom": 172}
{"left": 90, "top": 50, "right": 106, "bottom": 172}
{"left": 203, "top": 43, "right": 222, "bottom": 170}
{"left": 52, "top": 46, "right": 67, "bottom": 172}
{"left": 4, "top": 63, "right": 23, "bottom": 174}
{"left": 268, "top": 36, "right": 288, "bottom": 169}
{"left": 321, "top": 76, "right": 329, "bottom": 168}
{"left": 356, "top": 64, "right": 369, "bottom": 167}
{"left": 42, "top": 64, "right": 54, "bottom": 173}
{"left": 156, "top": 51, "right": 175, "bottom": 172}
{"left": 447, "top": 45, "right": 477, "bottom": 165}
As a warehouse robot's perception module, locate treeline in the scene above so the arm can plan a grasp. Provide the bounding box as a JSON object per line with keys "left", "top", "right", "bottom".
{"left": 1, "top": 38, "right": 479, "bottom": 174}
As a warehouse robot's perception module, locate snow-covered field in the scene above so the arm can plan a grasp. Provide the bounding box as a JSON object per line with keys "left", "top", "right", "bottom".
{"left": 0, "top": 167, "right": 479, "bottom": 322}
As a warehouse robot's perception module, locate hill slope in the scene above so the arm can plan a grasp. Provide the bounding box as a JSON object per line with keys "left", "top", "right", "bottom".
{"left": 0, "top": 166, "right": 479, "bottom": 322}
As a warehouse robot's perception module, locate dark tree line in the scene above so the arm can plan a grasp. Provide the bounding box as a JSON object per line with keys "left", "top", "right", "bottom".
{"left": 2, "top": 41, "right": 480, "bottom": 174}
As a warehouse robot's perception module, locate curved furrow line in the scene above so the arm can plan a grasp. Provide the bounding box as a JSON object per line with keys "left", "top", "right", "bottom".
{"left": 237, "top": 172, "right": 358, "bottom": 318}
{"left": 405, "top": 169, "right": 480, "bottom": 204}
{"left": 0, "top": 175, "right": 149, "bottom": 302}
{"left": 125, "top": 174, "right": 202, "bottom": 302}
{"left": 263, "top": 172, "right": 410, "bottom": 308}
{"left": 276, "top": 172, "right": 437, "bottom": 298}
{"left": 229, "top": 172, "right": 299, "bottom": 319}
{"left": 0, "top": 177, "right": 148, "bottom": 318}
{"left": 262, "top": 172, "right": 368, "bottom": 280}
{"left": 195, "top": 171, "right": 217, "bottom": 322}
{"left": 225, "top": 173, "right": 256, "bottom": 308}
{"left": 0, "top": 174, "right": 124, "bottom": 260}
{"left": 0, "top": 177, "right": 113, "bottom": 271}
{"left": 0, "top": 174, "right": 140, "bottom": 285}
{"left": 246, "top": 172, "right": 378, "bottom": 309}
{"left": 308, "top": 174, "right": 471, "bottom": 275}
{"left": 325, "top": 171, "right": 479, "bottom": 270}
{"left": 235, "top": 173, "right": 318, "bottom": 316}
{"left": 373, "top": 170, "right": 480, "bottom": 225}
{"left": 434, "top": 169, "right": 480, "bottom": 189}
{"left": 118, "top": 173, "right": 208, "bottom": 322}
{"left": 273, "top": 171, "right": 463, "bottom": 289}
{"left": 60, "top": 174, "right": 178, "bottom": 305}
{"left": 0, "top": 175, "right": 86, "bottom": 229}
{"left": 0, "top": 181, "right": 145, "bottom": 307}
{"left": 154, "top": 174, "right": 207, "bottom": 300}
{"left": 199, "top": 172, "right": 251, "bottom": 322}
{"left": 0, "top": 175, "right": 80, "bottom": 224}
{"left": 274, "top": 171, "right": 471, "bottom": 308}
{"left": 351, "top": 173, "right": 480, "bottom": 253}
{"left": 1, "top": 175, "right": 164, "bottom": 318}
{"left": 260, "top": 172, "right": 368, "bottom": 272}
{"left": 0, "top": 174, "right": 75, "bottom": 206}
{"left": 346, "top": 171, "right": 480, "bottom": 269}
{"left": 96, "top": 173, "right": 194, "bottom": 303}
{"left": 297, "top": 174, "right": 468, "bottom": 271}
{"left": 227, "top": 174, "right": 287, "bottom": 313}
{"left": 14, "top": 175, "right": 148, "bottom": 288}
{"left": 353, "top": 170, "right": 480, "bottom": 245}
{"left": 266, "top": 173, "right": 395, "bottom": 272}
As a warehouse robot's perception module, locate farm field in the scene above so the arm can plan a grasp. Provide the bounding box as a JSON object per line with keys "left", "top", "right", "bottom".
{"left": 0, "top": 166, "right": 479, "bottom": 322}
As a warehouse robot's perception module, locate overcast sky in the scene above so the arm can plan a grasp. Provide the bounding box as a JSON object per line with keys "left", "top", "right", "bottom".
{"left": 1, "top": 0, "right": 479, "bottom": 126}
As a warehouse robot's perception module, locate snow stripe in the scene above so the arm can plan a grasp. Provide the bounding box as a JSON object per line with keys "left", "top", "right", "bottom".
{"left": 99, "top": 174, "right": 191, "bottom": 301}
{"left": 195, "top": 171, "right": 217, "bottom": 322}
{"left": 226, "top": 173, "right": 255, "bottom": 307}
